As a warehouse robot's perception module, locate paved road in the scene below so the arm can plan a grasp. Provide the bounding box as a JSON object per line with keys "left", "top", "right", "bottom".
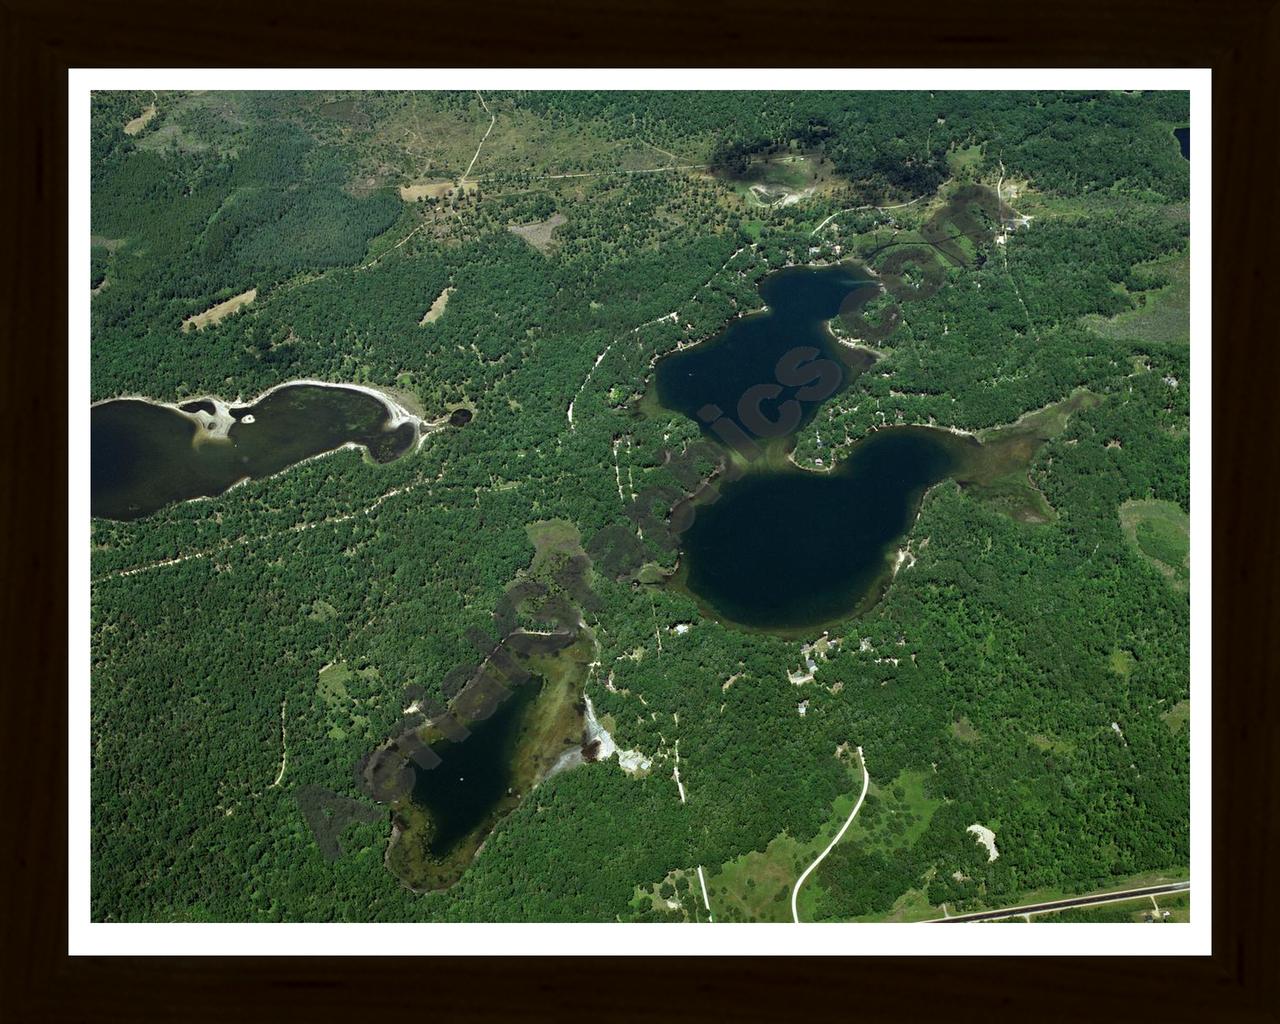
{"left": 935, "top": 881, "right": 1190, "bottom": 923}
{"left": 792, "top": 746, "right": 869, "bottom": 923}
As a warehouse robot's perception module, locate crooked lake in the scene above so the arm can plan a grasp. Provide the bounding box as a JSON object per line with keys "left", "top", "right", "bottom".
{"left": 651, "top": 262, "right": 978, "bottom": 632}
{"left": 655, "top": 262, "right": 878, "bottom": 442}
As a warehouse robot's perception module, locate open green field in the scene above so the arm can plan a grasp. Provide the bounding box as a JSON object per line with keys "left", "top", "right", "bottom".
{"left": 946, "top": 143, "right": 985, "bottom": 175}
{"left": 1082, "top": 252, "right": 1190, "bottom": 346}
{"left": 1120, "top": 498, "right": 1190, "bottom": 591}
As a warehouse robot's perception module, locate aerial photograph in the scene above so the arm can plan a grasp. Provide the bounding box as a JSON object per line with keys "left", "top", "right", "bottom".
{"left": 87, "top": 88, "right": 1192, "bottom": 926}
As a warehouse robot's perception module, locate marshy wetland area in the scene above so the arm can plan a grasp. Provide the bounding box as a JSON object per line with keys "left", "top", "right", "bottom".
{"left": 383, "top": 634, "right": 599, "bottom": 892}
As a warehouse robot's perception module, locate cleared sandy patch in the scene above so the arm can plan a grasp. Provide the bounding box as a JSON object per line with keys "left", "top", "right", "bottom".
{"left": 508, "top": 213, "right": 565, "bottom": 254}
{"left": 419, "top": 286, "right": 454, "bottom": 325}
{"left": 124, "top": 104, "right": 157, "bottom": 136}
{"left": 398, "top": 180, "right": 453, "bottom": 202}
{"left": 967, "top": 823, "right": 1000, "bottom": 861}
{"left": 183, "top": 288, "right": 257, "bottom": 332}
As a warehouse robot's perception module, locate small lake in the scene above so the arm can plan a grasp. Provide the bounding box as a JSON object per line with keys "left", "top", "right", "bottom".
{"left": 678, "top": 427, "right": 970, "bottom": 631}
{"left": 1174, "top": 126, "right": 1190, "bottom": 161}
{"left": 654, "top": 263, "right": 878, "bottom": 444}
{"left": 408, "top": 678, "right": 542, "bottom": 857}
{"left": 91, "top": 383, "right": 418, "bottom": 521}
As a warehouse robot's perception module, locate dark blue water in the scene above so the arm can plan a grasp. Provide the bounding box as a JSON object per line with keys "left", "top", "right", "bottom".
{"left": 655, "top": 263, "right": 877, "bottom": 445}
{"left": 408, "top": 678, "right": 540, "bottom": 855}
{"left": 679, "top": 427, "right": 963, "bottom": 630}
{"left": 1174, "top": 127, "right": 1190, "bottom": 161}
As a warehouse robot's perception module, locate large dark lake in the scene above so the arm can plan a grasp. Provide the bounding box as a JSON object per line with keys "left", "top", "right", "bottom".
{"left": 655, "top": 263, "right": 878, "bottom": 443}
{"left": 91, "top": 383, "right": 417, "bottom": 521}
{"left": 653, "top": 263, "right": 971, "bottom": 632}
{"left": 680, "top": 428, "right": 966, "bottom": 630}
{"left": 1174, "top": 126, "right": 1190, "bottom": 161}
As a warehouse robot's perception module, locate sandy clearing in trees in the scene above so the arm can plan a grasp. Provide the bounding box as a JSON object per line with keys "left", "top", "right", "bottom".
{"left": 124, "top": 104, "right": 157, "bottom": 136}
{"left": 182, "top": 288, "right": 257, "bottom": 332}
{"left": 420, "top": 287, "right": 454, "bottom": 325}
{"left": 967, "top": 823, "right": 1000, "bottom": 861}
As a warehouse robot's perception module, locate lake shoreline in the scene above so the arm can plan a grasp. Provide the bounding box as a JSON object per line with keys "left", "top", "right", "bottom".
{"left": 91, "top": 380, "right": 451, "bottom": 521}
{"left": 91, "top": 377, "right": 428, "bottom": 444}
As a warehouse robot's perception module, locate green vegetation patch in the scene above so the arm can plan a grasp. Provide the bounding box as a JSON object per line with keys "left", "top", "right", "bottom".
{"left": 1162, "top": 699, "right": 1190, "bottom": 734}
{"left": 956, "top": 391, "right": 1102, "bottom": 523}
{"left": 1082, "top": 252, "right": 1190, "bottom": 346}
{"left": 709, "top": 752, "right": 868, "bottom": 923}
{"left": 1119, "top": 498, "right": 1189, "bottom": 590}
{"left": 631, "top": 867, "right": 708, "bottom": 922}
{"left": 1035, "top": 893, "right": 1184, "bottom": 923}
{"left": 946, "top": 143, "right": 985, "bottom": 176}
{"left": 1108, "top": 648, "right": 1137, "bottom": 679}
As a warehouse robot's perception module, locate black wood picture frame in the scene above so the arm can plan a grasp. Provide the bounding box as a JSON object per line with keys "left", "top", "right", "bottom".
{"left": 3, "top": 1, "right": 1275, "bottom": 1019}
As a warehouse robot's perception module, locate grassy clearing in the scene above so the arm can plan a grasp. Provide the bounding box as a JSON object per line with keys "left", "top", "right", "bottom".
{"left": 724, "top": 151, "right": 846, "bottom": 210}
{"left": 318, "top": 661, "right": 353, "bottom": 709}
{"left": 1029, "top": 732, "right": 1075, "bottom": 755}
{"left": 708, "top": 752, "right": 866, "bottom": 922}
{"left": 419, "top": 286, "right": 454, "bottom": 325}
{"left": 1154, "top": 891, "right": 1191, "bottom": 922}
{"left": 1119, "top": 498, "right": 1190, "bottom": 591}
{"left": 844, "top": 769, "right": 941, "bottom": 855}
{"left": 1162, "top": 699, "right": 1190, "bottom": 734}
{"left": 952, "top": 716, "right": 980, "bottom": 742}
{"left": 707, "top": 759, "right": 946, "bottom": 923}
{"left": 1082, "top": 252, "right": 1190, "bottom": 346}
{"left": 805, "top": 768, "right": 945, "bottom": 922}
{"left": 867, "top": 884, "right": 940, "bottom": 922}
{"left": 946, "top": 143, "right": 985, "bottom": 175}
{"left": 632, "top": 867, "right": 708, "bottom": 922}
{"left": 399, "top": 181, "right": 454, "bottom": 202}
{"left": 369, "top": 96, "right": 633, "bottom": 184}
{"left": 317, "top": 661, "right": 380, "bottom": 742}
{"left": 1108, "top": 648, "right": 1137, "bottom": 679}
{"left": 508, "top": 213, "right": 566, "bottom": 254}
{"left": 136, "top": 92, "right": 246, "bottom": 156}
{"left": 182, "top": 288, "right": 257, "bottom": 332}
{"left": 709, "top": 832, "right": 808, "bottom": 922}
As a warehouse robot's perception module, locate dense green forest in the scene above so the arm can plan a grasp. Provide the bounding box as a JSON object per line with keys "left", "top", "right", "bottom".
{"left": 89, "top": 89, "right": 1191, "bottom": 922}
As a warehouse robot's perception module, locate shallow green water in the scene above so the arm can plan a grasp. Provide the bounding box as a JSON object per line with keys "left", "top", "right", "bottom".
{"left": 91, "top": 384, "right": 415, "bottom": 521}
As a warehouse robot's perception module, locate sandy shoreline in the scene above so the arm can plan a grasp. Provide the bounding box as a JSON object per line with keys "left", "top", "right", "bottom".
{"left": 91, "top": 378, "right": 432, "bottom": 446}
